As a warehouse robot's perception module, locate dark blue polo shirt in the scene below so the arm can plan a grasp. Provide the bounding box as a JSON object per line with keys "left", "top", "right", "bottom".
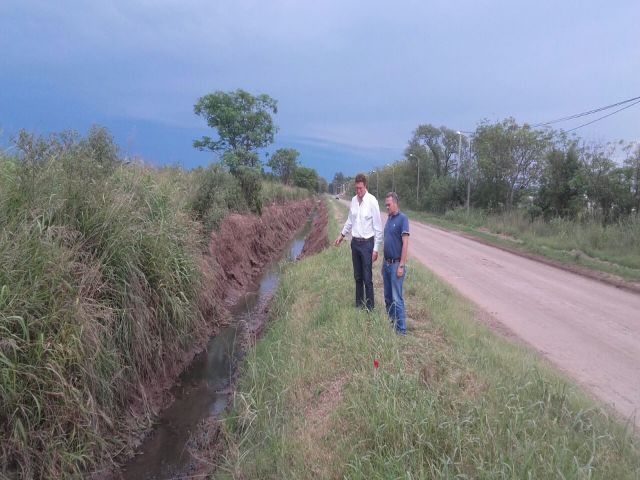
{"left": 383, "top": 211, "right": 409, "bottom": 260}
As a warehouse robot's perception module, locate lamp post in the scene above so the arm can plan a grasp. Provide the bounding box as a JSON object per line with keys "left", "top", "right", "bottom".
{"left": 456, "top": 131, "right": 463, "bottom": 180}
{"left": 465, "top": 134, "right": 472, "bottom": 214}
{"left": 457, "top": 131, "right": 472, "bottom": 214}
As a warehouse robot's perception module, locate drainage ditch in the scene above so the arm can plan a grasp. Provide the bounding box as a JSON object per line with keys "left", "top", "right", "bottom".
{"left": 118, "top": 214, "right": 313, "bottom": 479}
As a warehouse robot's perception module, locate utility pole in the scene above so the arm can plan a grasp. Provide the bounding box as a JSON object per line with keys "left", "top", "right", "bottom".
{"left": 465, "top": 134, "right": 471, "bottom": 214}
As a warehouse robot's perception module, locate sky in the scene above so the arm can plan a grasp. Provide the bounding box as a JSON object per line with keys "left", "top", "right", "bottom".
{"left": 1, "top": 0, "right": 639, "bottom": 181}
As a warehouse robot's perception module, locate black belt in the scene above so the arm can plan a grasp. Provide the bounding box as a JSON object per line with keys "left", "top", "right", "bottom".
{"left": 352, "top": 236, "right": 373, "bottom": 243}
{"left": 384, "top": 258, "right": 401, "bottom": 264}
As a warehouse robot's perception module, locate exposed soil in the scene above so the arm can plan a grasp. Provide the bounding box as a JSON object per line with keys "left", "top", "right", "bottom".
{"left": 299, "top": 198, "right": 329, "bottom": 259}
{"left": 209, "top": 199, "right": 314, "bottom": 304}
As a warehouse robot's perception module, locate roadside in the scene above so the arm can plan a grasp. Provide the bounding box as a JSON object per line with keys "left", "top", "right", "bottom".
{"left": 215, "top": 200, "right": 640, "bottom": 478}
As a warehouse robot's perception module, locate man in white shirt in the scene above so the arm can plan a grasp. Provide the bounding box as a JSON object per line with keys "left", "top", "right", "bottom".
{"left": 334, "top": 173, "right": 383, "bottom": 310}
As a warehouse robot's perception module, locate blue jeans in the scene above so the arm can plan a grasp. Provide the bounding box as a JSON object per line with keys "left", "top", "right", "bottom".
{"left": 351, "top": 238, "right": 375, "bottom": 310}
{"left": 382, "top": 262, "right": 406, "bottom": 333}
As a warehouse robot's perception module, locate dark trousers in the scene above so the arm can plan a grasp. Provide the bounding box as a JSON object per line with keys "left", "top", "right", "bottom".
{"left": 350, "top": 237, "right": 374, "bottom": 310}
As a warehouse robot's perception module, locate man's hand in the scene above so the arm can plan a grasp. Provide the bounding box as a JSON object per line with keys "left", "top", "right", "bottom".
{"left": 372, "top": 251, "right": 378, "bottom": 262}
{"left": 334, "top": 234, "right": 344, "bottom": 247}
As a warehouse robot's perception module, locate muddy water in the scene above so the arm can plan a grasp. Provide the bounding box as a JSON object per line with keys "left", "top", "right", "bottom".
{"left": 120, "top": 217, "right": 312, "bottom": 480}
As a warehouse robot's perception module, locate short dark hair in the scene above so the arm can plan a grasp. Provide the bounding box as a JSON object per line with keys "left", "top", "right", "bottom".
{"left": 385, "top": 192, "right": 399, "bottom": 204}
{"left": 355, "top": 173, "right": 367, "bottom": 186}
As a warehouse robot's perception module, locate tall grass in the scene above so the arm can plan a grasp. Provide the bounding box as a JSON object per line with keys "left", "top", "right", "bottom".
{"left": 0, "top": 134, "right": 214, "bottom": 478}
{"left": 217, "top": 201, "right": 639, "bottom": 478}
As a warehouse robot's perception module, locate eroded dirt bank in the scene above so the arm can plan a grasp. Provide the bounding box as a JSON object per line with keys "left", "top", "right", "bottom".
{"left": 207, "top": 198, "right": 316, "bottom": 304}
{"left": 299, "top": 199, "right": 329, "bottom": 259}
{"left": 107, "top": 198, "right": 323, "bottom": 478}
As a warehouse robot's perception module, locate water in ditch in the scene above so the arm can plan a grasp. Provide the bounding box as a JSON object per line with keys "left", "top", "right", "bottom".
{"left": 119, "top": 217, "right": 312, "bottom": 479}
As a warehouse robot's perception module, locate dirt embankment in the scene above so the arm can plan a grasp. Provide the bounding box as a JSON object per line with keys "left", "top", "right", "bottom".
{"left": 299, "top": 199, "right": 328, "bottom": 258}
{"left": 206, "top": 198, "right": 315, "bottom": 305}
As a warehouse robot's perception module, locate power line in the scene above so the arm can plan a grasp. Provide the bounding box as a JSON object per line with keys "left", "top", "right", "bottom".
{"left": 564, "top": 98, "right": 640, "bottom": 133}
{"left": 455, "top": 95, "right": 640, "bottom": 137}
{"left": 531, "top": 95, "right": 640, "bottom": 128}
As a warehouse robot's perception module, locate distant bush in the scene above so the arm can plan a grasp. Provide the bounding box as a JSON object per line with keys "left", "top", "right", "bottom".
{"left": 262, "top": 179, "right": 310, "bottom": 205}
{"left": 190, "top": 163, "right": 245, "bottom": 231}
{"left": 443, "top": 207, "right": 486, "bottom": 227}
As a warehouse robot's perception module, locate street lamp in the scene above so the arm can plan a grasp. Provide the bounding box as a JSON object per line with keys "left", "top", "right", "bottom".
{"left": 465, "top": 134, "right": 472, "bottom": 214}
{"left": 457, "top": 131, "right": 472, "bottom": 214}
{"left": 456, "top": 131, "right": 462, "bottom": 180}
{"left": 409, "top": 153, "right": 419, "bottom": 205}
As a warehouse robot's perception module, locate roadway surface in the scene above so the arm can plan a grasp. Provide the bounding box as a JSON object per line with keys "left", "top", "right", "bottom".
{"left": 338, "top": 198, "right": 640, "bottom": 428}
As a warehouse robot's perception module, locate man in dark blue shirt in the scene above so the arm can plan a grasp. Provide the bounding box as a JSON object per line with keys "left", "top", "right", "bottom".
{"left": 382, "top": 192, "right": 410, "bottom": 334}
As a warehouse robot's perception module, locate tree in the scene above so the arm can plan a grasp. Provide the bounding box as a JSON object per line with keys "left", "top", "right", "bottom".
{"left": 537, "top": 144, "right": 584, "bottom": 218}
{"left": 193, "top": 89, "right": 278, "bottom": 213}
{"left": 410, "top": 125, "right": 461, "bottom": 178}
{"left": 580, "top": 143, "right": 628, "bottom": 221}
{"left": 267, "top": 148, "right": 299, "bottom": 184}
{"left": 193, "top": 89, "right": 278, "bottom": 167}
{"left": 317, "top": 176, "right": 328, "bottom": 193}
{"left": 293, "top": 166, "right": 319, "bottom": 191}
{"left": 331, "top": 172, "right": 346, "bottom": 194}
{"left": 473, "top": 118, "right": 549, "bottom": 209}
{"left": 81, "top": 125, "right": 120, "bottom": 173}
{"left": 623, "top": 142, "right": 640, "bottom": 215}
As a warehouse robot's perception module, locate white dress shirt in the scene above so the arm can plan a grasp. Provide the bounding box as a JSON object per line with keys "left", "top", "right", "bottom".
{"left": 341, "top": 190, "right": 383, "bottom": 252}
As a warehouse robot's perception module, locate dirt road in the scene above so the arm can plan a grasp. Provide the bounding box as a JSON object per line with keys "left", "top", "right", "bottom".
{"left": 406, "top": 220, "right": 640, "bottom": 428}
{"left": 337, "top": 199, "right": 640, "bottom": 428}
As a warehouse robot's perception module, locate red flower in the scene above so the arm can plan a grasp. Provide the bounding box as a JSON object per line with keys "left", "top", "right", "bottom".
{"left": 373, "top": 359, "right": 379, "bottom": 369}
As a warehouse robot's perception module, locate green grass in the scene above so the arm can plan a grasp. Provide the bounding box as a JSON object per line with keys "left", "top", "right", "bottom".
{"left": 216, "top": 200, "right": 640, "bottom": 479}
{"left": 403, "top": 207, "right": 640, "bottom": 282}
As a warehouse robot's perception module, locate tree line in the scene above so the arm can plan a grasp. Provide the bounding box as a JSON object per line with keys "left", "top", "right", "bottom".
{"left": 331, "top": 118, "right": 640, "bottom": 223}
